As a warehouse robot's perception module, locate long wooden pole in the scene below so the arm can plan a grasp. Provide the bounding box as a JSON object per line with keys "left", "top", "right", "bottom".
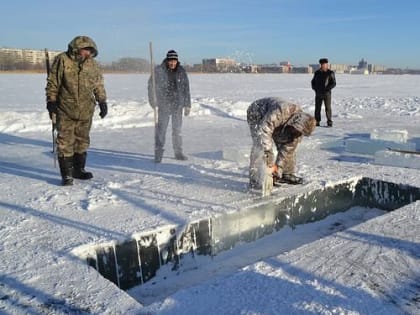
{"left": 45, "top": 48, "right": 57, "bottom": 168}
{"left": 149, "top": 42, "right": 158, "bottom": 130}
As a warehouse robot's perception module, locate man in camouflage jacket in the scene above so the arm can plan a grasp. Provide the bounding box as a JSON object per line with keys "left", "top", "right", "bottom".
{"left": 148, "top": 50, "right": 191, "bottom": 163}
{"left": 46, "top": 36, "right": 107, "bottom": 186}
{"left": 247, "top": 97, "right": 316, "bottom": 188}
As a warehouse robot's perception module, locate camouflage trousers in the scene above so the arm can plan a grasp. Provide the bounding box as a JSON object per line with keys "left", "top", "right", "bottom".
{"left": 56, "top": 112, "right": 93, "bottom": 158}
{"left": 248, "top": 113, "right": 300, "bottom": 185}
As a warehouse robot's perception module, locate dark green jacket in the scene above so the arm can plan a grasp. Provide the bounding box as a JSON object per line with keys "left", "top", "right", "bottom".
{"left": 46, "top": 36, "right": 107, "bottom": 121}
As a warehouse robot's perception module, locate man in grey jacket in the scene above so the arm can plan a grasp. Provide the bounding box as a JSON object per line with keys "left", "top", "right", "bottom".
{"left": 247, "top": 97, "right": 316, "bottom": 189}
{"left": 148, "top": 50, "right": 191, "bottom": 163}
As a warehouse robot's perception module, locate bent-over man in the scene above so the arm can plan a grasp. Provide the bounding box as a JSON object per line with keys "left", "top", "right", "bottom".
{"left": 247, "top": 97, "right": 316, "bottom": 189}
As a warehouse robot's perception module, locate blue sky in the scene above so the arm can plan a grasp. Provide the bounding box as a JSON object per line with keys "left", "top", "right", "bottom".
{"left": 1, "top": 0, "right": 420, "bottom": 68}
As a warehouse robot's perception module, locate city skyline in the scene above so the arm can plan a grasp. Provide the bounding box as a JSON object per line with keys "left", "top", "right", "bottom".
{"left": 1, "top": 0, "right": 420, "bottom": 69}
{"left": 0, "top": 47, "right": 398, "bottom": 71}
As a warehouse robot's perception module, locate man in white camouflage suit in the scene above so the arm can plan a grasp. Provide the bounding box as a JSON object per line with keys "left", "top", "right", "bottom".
{"left": 247, "top": 97, "right": 316, "bottom": 189}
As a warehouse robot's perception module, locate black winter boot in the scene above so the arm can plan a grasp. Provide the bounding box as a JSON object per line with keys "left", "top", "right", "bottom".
{"left": 58, "top": 157, "right": 74, "bottom": 186}
{"left": 277, "top": 174, "right": 303, "bottom": 185}
{"left": 174, "top": 152, "right": 188, "bottom": 161}
{"left": 73, "top": 152, "right": 93, "bottom": 180}
{"left": 155, "top": 148, "right": 164, "bottom": 163}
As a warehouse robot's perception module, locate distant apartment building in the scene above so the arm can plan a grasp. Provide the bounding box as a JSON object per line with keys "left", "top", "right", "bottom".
{"left": 254, "top": 64, "right": 293, "bottom": 73}
{"left": 350, "top": 67, "right": 369, "bottom": 75}
{"left": 257, "top": 64, "right": 282, "bottom": 73}
{"left": 368, "top": 64, "right": 386, "bottom": 74}
{"left": 291, "top": 66, "right": 312, "bottom": 74}
{"left": 185, "top": 64, "right": 204, "bottom": 72}
{"left": 242, "top": 64, "right": 258, "bottom": 73}
{"left": 0, "top": 47, "right": 61, "bottom": 70}
{"left": 309, "top": 64, "right": 320, "bottom": 72}
{"left": 329, "top": 64, "right": 348, "bottom": 74}
{"left": 310, "top": 63, "right": 348, "bottom": 73}
{"left": 279, "top": 61, "right": 291, "bottom": 73}
{"left": 202, "top": 58, "right": 237, "bottom": 72}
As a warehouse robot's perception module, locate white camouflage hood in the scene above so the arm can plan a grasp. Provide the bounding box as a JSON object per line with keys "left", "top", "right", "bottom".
{"left": 285, "top": 112, "right": 316, "bottom": 136}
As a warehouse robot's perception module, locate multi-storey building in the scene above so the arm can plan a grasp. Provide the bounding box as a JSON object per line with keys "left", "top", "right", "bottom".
{"left": 202, "top": 58, "right": 237, "bottom": 72}
{"left": 368, "top": 64, "right": 386, "bottom": 74}
{"left": 0, "top": 47, "right": 61, "bottom": 70}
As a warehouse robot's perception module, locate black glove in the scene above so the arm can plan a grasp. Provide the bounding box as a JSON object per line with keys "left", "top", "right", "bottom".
{"left": 98, "top": 102, "right": 108, "bottom": 119}
{"left": 264, "top": 150, "right": 274, "bottom": 167}
{"left": 184, "top": 107, "right": 191, "bottom": 117}
{"left": 46, "top": 101, "right": 57, "bottom": 119}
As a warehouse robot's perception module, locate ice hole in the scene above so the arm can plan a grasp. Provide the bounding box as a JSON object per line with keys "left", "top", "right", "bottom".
{"left": 74, "top": 177, "right": 420, "bottom": 305}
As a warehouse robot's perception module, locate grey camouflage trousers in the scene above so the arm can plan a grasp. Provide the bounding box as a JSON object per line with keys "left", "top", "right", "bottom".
{"left": 247, "top": 111, "right": 300, "bottom": 185}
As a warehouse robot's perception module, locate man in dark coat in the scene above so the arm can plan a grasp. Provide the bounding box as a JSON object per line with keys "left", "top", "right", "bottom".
{"left": 148, "top": 50, "right": 191, "bottom": 163}
{"left": 46, "top": 36, "right": 107, "bottom": 186}
{"left": 311, "top": 58, "right": 336, "bottom": 127}
{"left": 247, "top": 97, "right": 317, "bottom": 189}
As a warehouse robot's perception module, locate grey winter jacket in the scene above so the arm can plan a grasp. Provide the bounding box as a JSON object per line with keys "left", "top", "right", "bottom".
{"left": 148, "top": 59, "right": 191, "bottom": 111}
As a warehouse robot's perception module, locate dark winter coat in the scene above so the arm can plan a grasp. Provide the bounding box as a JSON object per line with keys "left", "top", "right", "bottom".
{"left": 148, "top": 60, "right": 191, "bottom": 111}
{"left": 311, "top": 69, "right": 336, "bottom": 96}
{"left": 46, "top": 36, "right": 106, "bottom": 121}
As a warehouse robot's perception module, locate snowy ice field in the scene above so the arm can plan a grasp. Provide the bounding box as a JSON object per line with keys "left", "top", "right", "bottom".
{"left": 0, "top": 73, "right": 419, "bottom": 314}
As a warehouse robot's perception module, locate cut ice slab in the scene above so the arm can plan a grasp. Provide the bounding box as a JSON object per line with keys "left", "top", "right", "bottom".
{"left": 374, "top": 150, "right": 420, "bottom": 169}
{"left": 370, "top": 128, "right": 408, "bottom": 143}
{"left": 223, "top": 146, "right": 250, "bottom": 163}
{"left": 345, "top": 138, "right": 416, "bottom": 155}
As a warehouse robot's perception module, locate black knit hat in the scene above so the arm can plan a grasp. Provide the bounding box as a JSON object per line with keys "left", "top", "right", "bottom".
{"left": 319, "top": 58, "right": 328, "bottom": 64}
{"left": 166, "top": 50, "right": 178, "bottom": 60}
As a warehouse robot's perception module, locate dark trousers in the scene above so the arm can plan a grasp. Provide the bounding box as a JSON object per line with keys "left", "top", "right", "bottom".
{"left": 314, "top": 93, "right": 332, "bottom": 124}
{"left": 155, "top": 106, "right": 183, "bottom": 154}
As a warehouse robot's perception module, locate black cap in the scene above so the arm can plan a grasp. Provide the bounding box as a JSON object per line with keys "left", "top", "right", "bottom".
{"left": 319, "top": 58, "right": 328, "bottom": 64}
{"left": 166, "top": 50, "right": 178, "bottom": 60}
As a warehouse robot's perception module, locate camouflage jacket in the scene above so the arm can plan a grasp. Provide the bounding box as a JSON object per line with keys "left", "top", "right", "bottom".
{"left": 46, "top": 36, "right": 107, "bottom": 121}
{"left": 247, "top": 97, "right": 315, "bottom": 152}
{"left": 148, "top": 59, "right": 191, "bottom": 111}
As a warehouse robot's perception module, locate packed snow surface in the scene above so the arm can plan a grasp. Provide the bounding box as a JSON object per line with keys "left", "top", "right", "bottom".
{"left": 0, "top": 73, "right": 419, "bottom": 314}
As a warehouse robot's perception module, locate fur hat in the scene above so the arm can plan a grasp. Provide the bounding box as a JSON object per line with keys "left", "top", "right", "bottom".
{"left": 319, "top": 58, "right": 328, "bottom": 64}
{"left": 166, "top": 50, "right": 178, "bottom": 60}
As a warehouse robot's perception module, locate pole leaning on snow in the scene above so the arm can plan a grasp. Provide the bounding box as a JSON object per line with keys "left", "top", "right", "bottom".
{"left": 44, "top": 48, "right": 57, "bottom": 169}
{"left": 149, "top": 42, "right": 158, "bottom": 152}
